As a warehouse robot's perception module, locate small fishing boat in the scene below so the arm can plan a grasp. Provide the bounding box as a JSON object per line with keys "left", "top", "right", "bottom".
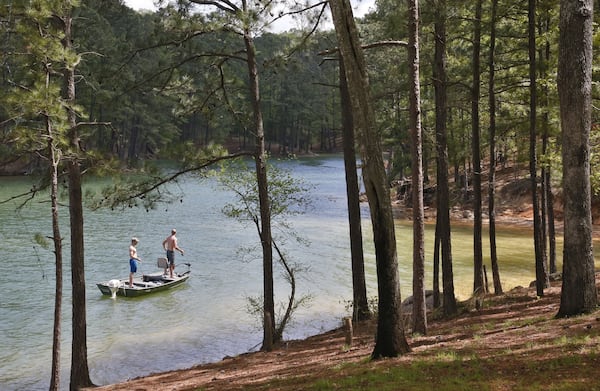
{"left": 97, "top": 258, "right": 191, "bottom": 298}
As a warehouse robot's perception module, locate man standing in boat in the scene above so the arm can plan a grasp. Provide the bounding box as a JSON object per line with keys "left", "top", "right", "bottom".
{"left": 129, "top": 237, "right": 142, "bottom": 288}
{"left": 163, "top": 228, "right": 184, "bottom": 278}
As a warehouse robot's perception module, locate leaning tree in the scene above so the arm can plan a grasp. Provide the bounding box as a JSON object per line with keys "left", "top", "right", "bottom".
{"left": 329, "top": 0, "right": 410, "bottom": 358}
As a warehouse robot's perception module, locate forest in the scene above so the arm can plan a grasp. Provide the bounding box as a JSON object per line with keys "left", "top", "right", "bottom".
{"left": 3, "top": 0, "right": 600, "bottom": 180}
{"left": 1, "top": 0, "right": 599, "bottom": 390}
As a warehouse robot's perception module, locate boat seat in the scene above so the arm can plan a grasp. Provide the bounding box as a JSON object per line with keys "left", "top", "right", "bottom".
{"left": 157, "top": 257, "right": 168, "bottom": 269}
{"left": 143, "top": 274, "right": 163, "bottom": 282}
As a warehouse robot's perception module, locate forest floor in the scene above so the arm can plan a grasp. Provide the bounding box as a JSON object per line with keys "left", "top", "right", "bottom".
{"left": 88, "top": 276, "right": 600, "bottom": 391}
{"left": 87, "top": 163, "right": 600, "bottom": 391}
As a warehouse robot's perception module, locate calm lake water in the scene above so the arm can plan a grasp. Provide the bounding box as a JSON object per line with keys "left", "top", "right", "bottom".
{"left": 0, "top": 155, "right": 593, "bottom": 390}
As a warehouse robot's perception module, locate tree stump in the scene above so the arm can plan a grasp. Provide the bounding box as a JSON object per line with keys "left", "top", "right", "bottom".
{"left": 344, "top": 317, "right": 353, "bottom": 347}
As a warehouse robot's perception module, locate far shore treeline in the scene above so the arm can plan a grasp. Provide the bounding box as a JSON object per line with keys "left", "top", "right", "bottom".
{"left": 1, "top": 0, "right": 345, "bottom": 175}
{"left": 3, "top": 0, "right": 600, "bottom": 189}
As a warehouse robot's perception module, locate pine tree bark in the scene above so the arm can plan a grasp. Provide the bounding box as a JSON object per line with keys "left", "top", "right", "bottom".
{"left": 431, "top": 0, "right": 457, "bottom": 316}
{"left": 48, "top": 120, "right": 63, "bottom": 391}
{"left": 529, "top": 0, "right": 549, "bottom": 297}
{"left": 432, "top": 221, "right": 440, "bottom": 309}
{"left": 62, "top": 12, "right": 94, "bottom": 390}
{"left": 471, "top": 0, "right": 484, "bottom": 294}
{"left": 556, "top": 0, "right": 597, "bottom": 317}
{"left": 243, "top": 30, "right": 275, "bottom": 349}
{"left": 340, "top": 58, "right": 371, "bottom": 322}
{"left": 487, "top": 0, "right": 502, "bottom": 295}
{"left": 539, "top": 6, "right": 557, "bottom": 275}
{"left": 329, "top": 0, "right": 410, "bottom": 358}
{"left": 407, "top": 0, "right": 426, "bottom": 335}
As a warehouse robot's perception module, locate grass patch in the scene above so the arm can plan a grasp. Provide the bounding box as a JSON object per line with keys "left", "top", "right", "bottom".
{"left": 243, "top": 350, "right": 600, "bottom": 391}
{"left": 501, "top": 315, "right": 547, "bottom": 330}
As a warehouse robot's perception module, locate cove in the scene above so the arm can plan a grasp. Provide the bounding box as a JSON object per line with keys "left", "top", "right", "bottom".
{"left": 0, "top": 155, "right": 592, "bottom": 390}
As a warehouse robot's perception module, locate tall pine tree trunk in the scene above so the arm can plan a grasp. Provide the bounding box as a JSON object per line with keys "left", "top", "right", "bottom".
{"left": 431, "top": 0, "right": 457, "bottom": 316}
{"left": 487, "top": 0, "right": 502, "bottom": 295}
{"left": 48, "top": 119, "right": 63, "bottom": 391}
{"left": 329, "top": 0, "right": 410, "bottom": 358}
{"left": 243, "top": 30, "right": 275, "bottom": 350}
{"left": 340, "top": 58, "right": 370, "bottom": 322}
{"left": 556, "top": 0, "right": 597, "bottom": 317}
{"left": 539, "top": 6, "right": 557, "bottom": 275}
{"left": 471, "top": 0, "right": 484, "bottom": 294}
{"left": 407, "top": 0, "right": 426, "bottom": 335}
{"left": 529, "top": 0, "right": 549, "bottom": 297}
{"left": 62, "top": 11, "right": 94, "bottom": 390}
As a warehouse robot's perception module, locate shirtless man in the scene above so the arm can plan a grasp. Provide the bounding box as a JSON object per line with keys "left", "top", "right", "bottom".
{"left": 162, "top": 228, "right": 184, "bottom": 278}
{"left": 129, "top": 237, "right": 142, "bottom": 288}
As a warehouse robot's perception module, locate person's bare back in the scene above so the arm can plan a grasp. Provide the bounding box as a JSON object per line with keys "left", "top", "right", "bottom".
{"left": 162, "top": 229, "right": 184, "bottom": 278}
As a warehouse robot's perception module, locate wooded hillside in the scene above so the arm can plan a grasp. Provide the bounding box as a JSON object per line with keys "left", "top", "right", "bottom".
{"left": 3, "top": 0, "right": 600, "bottom": 192}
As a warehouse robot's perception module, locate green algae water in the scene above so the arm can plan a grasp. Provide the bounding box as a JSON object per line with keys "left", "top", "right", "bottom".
{"left": 0, "top": 156, "right": 593, "bottom": 390}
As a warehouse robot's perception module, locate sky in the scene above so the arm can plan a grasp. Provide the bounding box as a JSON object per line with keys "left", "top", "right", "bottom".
{"left": 123, "top": 0, "right": 376, "bottom": 32}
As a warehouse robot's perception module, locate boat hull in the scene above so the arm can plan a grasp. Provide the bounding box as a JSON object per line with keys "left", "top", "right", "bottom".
{"left": 97, "top": 271, "right": 190, "bottom": 297}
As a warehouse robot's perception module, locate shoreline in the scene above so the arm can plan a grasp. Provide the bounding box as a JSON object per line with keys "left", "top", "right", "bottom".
{"left": 84, "top": 275, "right": 600, "bottom": 391}
{"left": 83, "top": 214, "right": 597, "bottom": 391}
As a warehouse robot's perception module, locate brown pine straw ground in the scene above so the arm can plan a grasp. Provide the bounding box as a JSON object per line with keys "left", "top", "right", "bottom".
{"left": 86, "top": 274, "right": 600, "bottom": 391}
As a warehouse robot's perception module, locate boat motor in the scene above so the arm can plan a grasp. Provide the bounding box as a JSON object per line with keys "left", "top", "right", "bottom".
{"left": 107, "top": 279, "right": 122, "bottom": 299}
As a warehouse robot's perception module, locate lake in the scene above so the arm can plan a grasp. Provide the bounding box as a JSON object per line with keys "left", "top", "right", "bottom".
{"left": 0, "top": 155, "right": 587, "bottom": 390}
